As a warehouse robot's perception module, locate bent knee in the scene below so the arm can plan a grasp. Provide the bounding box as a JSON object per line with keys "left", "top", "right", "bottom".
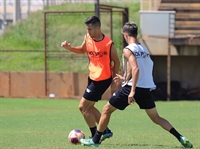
{"left": 78, "top": 98, "right": 94, "bottom": 113}
{"left": 102, "top": 103, "right": 115, "bottom": 115}
{"left": 78, "top": 97, "right": 88, "bottom": 112}
{"left": 78, "top": 104, "right": 83, "bottom": 112}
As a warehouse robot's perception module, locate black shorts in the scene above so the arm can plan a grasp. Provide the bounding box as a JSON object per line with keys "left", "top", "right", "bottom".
{"left": 109, "top": 85, "right": 156, "bottom": 110}
{"left": 83, "top": 77, "right": 112, "bottom": 102}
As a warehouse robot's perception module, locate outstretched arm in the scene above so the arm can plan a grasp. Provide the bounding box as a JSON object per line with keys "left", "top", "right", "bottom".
{"left": 61, "top": 35, "right": 86, "bottom": 54}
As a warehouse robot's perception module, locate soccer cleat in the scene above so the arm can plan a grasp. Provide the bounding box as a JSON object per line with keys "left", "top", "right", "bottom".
{"left": 80, "top": 138, "right": 100, "bottom": 147}
{"left": 100, "top": 131, "right": 113, "bottom": 142}
{"left": 179, "top": 136, "right": 193, "bottom": 148}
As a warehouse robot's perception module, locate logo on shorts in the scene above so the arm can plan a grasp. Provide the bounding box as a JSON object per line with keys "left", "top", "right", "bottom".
{"left": 86, "top": 88, "right": 91, "bottom": 93}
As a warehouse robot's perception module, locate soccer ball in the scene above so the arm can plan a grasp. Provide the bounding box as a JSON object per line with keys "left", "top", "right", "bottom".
{"left": 68, "top": 129, "right": 85, "bottom": 144}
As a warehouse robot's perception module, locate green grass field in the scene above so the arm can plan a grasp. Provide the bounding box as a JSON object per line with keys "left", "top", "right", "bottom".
{"left": 0, "top": 98, "right": 199, "bottom": 149}
{"left": 0, "top": 2, "right": 140, "bottom": 72}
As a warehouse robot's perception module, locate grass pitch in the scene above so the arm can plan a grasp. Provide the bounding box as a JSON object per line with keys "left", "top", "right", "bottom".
{"left": 0, "top": 98, "right": 199, "bottom": 149}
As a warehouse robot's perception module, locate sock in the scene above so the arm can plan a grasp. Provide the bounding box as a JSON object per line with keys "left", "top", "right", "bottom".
{"left": 93, "top": 130, "right": 103, "bottom": 143}
{"left": 90, "top": 126, "right": 97, "bottom": 137}
{"left": 170, "top": 127, "right": 182, "bottom": 141}
{"left": 103, "top": 127, "right": 111, "bottom": 134}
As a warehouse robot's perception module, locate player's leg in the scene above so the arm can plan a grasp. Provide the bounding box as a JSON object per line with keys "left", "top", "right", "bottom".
{"left": 91, "top": 106, "right": 101, "bottom": 123}
{"left": 98, "top": 103, "right": 116, "bottom": 132}
{"left": 90, "top": 106, "right": 101, "bottom": 137}
{"left": 90, "top": 105, "right": 112, "bottom": 136}
{"left": 136, "top": 88, "right": 179, "bottom": 132}
{"left": 78, "top": 97, "right": 96, "bottom": 136}
{"left": 145, "top": 107, "right": 172, "bottom": 131}
{"left": 80, "top": 77, "right": 112, "bottom": 137}
{"left": 80, "top": 102, "right": 116, "bottom": 147}
{"left": 80, "top": 86, "right": 131, "bottom": 146}
{"left": 135, "top": 88, "right": 193, "bottom": 148}
{"left": 95, "top": 102, "right": 117, "bottom": 142}
{"left": 93, "top": 77, "right": 113, "bottom": 138}
{"left": 145, "top": 107, "right": 193, "bottom": 148}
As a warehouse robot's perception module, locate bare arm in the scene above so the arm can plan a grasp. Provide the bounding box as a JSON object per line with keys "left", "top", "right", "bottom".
{"left": 61, "top": 35, "right": 86, "bottom": 54}
{"left": 125, "top": 61, "right": 132, "bottom": 82}
{"left": 110, "top": 44, "right": 120, "bottom": 93}
{"left": 123, "top": 48, "right": 139, "bottom": 104}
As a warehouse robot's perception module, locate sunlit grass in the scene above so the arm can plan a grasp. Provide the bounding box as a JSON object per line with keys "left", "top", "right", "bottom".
{"left": 0, "top": 98, "right": 199, "bottom": 149}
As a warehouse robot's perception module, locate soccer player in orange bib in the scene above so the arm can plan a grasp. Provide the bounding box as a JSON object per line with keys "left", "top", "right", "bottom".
{"left": 61, "top": 16, "right": 120, "bottom": 141}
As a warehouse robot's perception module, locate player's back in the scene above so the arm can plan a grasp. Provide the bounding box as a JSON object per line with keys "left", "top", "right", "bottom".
{"left": 125, "top": 43, "right": 156, "bottom": 89}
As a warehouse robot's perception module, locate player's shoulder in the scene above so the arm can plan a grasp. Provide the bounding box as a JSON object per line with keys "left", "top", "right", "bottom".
{"left": 103, "top": 34, "right": 112, "bottom": 41}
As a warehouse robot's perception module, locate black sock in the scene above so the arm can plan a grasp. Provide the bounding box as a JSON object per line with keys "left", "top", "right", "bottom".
{"left": 103, "top": 127, "right": 111, "bottom": 134}
{"left": 90, "top": 126, "right": 97, "bottom": 137}
{"left": 170, "top": 128, "right": 182, "bottom": 141}
{"left": 93, "top": 130, "right": 103, "bottom": 143}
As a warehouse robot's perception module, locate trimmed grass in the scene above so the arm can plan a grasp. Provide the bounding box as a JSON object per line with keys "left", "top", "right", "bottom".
{"left": 0, "top": 98, "right": 200, "bottom": 149}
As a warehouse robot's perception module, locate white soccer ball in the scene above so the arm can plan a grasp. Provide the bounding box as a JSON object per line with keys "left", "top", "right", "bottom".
{"left": 68, "top": 129, "right": 85, "bottom": 145}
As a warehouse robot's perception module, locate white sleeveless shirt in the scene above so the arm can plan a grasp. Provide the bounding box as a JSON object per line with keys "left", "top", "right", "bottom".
{"left": 122, "top": 43, "right": 156, "bottom": 90}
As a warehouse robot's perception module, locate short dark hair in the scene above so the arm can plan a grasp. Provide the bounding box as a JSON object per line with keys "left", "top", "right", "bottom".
{"left": 85, "top": 16, "right": 101, "bottom": 27}
{"left": 122, "top": 22, "right": 138, "bottom": 37}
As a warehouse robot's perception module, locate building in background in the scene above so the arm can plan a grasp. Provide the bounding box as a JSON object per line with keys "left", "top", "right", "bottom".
{"left": 140, "top": 0, "right": 200, "bottom": 100}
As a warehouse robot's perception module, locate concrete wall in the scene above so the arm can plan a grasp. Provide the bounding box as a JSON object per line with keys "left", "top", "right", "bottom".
{"left": 0, "top": 72, "right": 112, "bottom": 99}
{"left": 0, "top": 55, "right": 199, "bottom": 99}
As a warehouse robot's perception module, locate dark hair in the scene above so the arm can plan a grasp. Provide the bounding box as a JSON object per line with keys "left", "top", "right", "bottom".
{"left": 122, "top": 22, "right": 138, "bottom": 37}
{"left": 85, "top": 16, "right": 101, "bottom": 27}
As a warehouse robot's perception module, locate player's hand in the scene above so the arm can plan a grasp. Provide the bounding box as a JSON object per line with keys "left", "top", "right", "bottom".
{"left": 111, "top": 82, "right": 118, "bottom": 94}
{"left": 128, "top": 91, "right": 135, "bottom": 105}
{"left": 113, "top": 74, "right": 124, "bottom": 86}
{"left": 61, "top": 41, "right": 71, "bottom": 50}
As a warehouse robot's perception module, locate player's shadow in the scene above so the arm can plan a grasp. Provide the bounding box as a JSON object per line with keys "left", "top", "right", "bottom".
{"left": 106, "top": 143, "right": 184, "bottom": 148}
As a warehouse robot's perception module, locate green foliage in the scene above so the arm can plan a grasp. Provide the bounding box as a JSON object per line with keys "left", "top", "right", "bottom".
{"left": 0, "top": 2, "right": 140, "bottom": 72}
{"left": 0, "top": 98, "right": 199, "bottom": 149}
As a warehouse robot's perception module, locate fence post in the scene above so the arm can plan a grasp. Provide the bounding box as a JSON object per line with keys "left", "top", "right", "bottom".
{"left": 95, "top": 0, "right": 100, "bottom": 19}
{"left": 13, "top": 0, "right": 21, "bottom": 24}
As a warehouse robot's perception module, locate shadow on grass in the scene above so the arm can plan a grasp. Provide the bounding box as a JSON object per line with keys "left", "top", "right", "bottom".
{"left": 104, "top": 143, "right": 183, "bottom": 148}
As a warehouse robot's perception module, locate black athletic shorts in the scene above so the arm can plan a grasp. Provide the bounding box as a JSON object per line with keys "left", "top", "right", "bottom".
{"left": 109, "top": 85, "right": 156, "bottom": 110}
{"left": 83, "top": 77, "right": 112, "bottom": 102}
